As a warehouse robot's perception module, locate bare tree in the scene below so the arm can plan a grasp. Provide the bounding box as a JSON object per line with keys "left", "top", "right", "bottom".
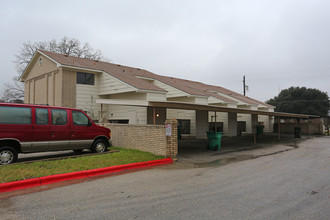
{"left": 13, "top": 37, "right": 105, "bottom": 75}
{"left": 1, "top": 37, "right": 107, "bottom": 103}
{"left": 1, "top": 77, "right": 24, "bottom": 103}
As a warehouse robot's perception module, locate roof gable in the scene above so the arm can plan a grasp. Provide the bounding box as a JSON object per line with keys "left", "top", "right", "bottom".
{"left": 38, "top": 50, "right": 166, "bottom": 93}
{"left": 20, "top": 51, "right": 58, "bottom": 81}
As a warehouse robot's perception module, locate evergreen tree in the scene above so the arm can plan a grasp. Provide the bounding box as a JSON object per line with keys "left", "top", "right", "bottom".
{"left": 266, "top": 87, "right": 329, "bottom": 116}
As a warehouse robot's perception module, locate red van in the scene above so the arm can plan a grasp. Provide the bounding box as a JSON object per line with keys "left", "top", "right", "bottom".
{"left": 0, "top": 103, "right": 111, "bottom": 165}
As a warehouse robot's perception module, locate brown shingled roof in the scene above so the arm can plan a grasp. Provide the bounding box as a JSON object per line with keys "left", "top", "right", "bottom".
{"left": 39, "top": 50, "right": 273, "bottom": 108}
{"left": 39, "top": 50, "right": 166, "bottom": 93}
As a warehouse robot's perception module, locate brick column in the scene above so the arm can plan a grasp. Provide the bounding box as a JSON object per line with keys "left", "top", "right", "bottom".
{"left": 165, "top": 118, "right": 178, "bottom": 160}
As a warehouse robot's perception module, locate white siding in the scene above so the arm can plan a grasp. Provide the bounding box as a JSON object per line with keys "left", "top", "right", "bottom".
{"left": 152, "top": 80, "right": 188, "bottom": 98}
{"left": 147, "top": 92, "right": 166, "bottom": 101}
{"left": 258, "top": 115, "right": 274, "bottom": 132}
{"left": 167, "top": 109, "right": 196, "bottom": 136}
{"left": 238, "top": 114, "right": 252, "bottom": 133}
{"left": 195, "top": 97, "right": 208, "bottom": 105}
{"left": 196, "top": 110, "right": 208, "bottom": 139}
{"left": 107, "top": 92, "right": 146, "bottom": 100}
{"left": 208, "top": 96, "right": 224, "bottom": 104}
{"left": 228, "top": 112, "right": 238, "bottom": 137}
{"left": 217, "top": 93, "right": 246, "bottom": 105}
{"left": 76, "top": 84, "right": 101, "bottom": 120}
{"left": 238, "top": 105, "right": 258, "bottom": 110}
{"left": 167, "top": 96, "right": 208, "bottom": 104}
{"left": 258, "top": 106, "right": 274, "bottom": 112}
{"left": 251, "top": 106, "right": 258, "bottom": 110}
{"left": 167, "top": 97, "right": 195, "bottom": 103}
{"left": 98, "top": 72, "right": 136, "bottom": 95}
{"left": 237, "top": 114, "right": 274, "bottom": 134}
{"left": 209, "top": 112, "right": 229, "bottom": 135}
{"left": 227, "top": 103, "right": 238, "bottom": 108}
{"left": 104, "top": 105, "right": 147, "bottom": 125}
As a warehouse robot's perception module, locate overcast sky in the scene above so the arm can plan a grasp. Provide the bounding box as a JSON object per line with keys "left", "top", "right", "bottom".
{"left": 1, "top": 0, "right": 330, "bottom": 102}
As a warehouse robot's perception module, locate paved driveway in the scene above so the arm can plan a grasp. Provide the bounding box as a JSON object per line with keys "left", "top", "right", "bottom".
{"left": 16, "top": 133, "right": 300, "bottom": 163}
{"left": 1, "top": 136, "right": 329, "bottom": 219}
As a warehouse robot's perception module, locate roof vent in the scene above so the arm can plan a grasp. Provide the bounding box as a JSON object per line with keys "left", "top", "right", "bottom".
{"left": 64, "top": 54, "right": 68, "bottom": 57}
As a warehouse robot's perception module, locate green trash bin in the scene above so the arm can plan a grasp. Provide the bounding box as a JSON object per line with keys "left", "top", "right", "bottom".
{"left": 206, "top": 131, "right": 223, "bottom": 151}
{"left": 256, "top": 125, "right": 264, "bottom": 135}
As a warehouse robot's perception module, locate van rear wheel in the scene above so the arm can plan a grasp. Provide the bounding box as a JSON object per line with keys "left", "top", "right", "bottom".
{"left": 91, "top": 139, "right": 108, "bottom": 153}
{"left": 0, "top": 146, "right": 18, "bottom": 165}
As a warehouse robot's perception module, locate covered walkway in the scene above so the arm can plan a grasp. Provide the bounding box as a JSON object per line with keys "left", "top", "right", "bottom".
{"left": 97, "top": 99, "right": 315, "bottom": 158}
{"left": 148, "top": 101, "right": 314, "bottom": 143}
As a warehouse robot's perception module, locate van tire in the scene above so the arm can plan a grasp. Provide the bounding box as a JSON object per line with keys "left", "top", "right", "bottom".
{"left": 0, "top": 146, "right": 18, "bottom": 165}
{"left": 91, "top": 139, "right": 108, "bottom": 153}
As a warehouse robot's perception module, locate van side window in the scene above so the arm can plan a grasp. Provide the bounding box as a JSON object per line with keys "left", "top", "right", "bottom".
{"left": 51, "top": 109, "right": 67, "bottom": 125}
{"left": 0, "top": 106, "right": 31, "bottom": 124}
{"left": 72, "top": 111, "right": 89, "bottom": 126}
{"left": 36, "top": 108, "right": 48, "bottom": 125}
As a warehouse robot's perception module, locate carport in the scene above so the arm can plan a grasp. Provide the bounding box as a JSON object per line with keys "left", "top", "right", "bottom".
{"left": 97, "top": 99, "right": 313, "bottom": 159}
{"left": 148, "top": 101, "right": 311, "bottom": 144}
{"left": 148, "top": 101, "right": 315, "bottom": 159}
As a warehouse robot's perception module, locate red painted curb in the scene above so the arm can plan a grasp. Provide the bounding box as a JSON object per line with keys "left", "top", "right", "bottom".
{"left": 0, "top": 158, "right": 173, "bottom": 193}
{"left": 0, "top": 178, "right": 41, "bottom": 193}
{"left": 40, "top": 170, "right": 88, "bottom": 185}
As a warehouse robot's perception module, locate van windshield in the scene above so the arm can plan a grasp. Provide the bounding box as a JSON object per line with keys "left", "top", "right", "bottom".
{"left": 72, "top": 111, "right": 89, "bottom": 126}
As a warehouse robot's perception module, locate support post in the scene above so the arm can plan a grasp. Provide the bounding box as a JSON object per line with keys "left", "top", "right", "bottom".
{"left": 251, "top": 114, "right": 258, "bottom": 144}
{"left": 196, "top": 110, "right": 208, "bottom": 139}
{"left": 278, "top": 117, "right": 281, "bottom": 140}
{"left": 214, "top": 111, "right": 217, "bottom": 132}
{"left": 153, "top": 107, "right": 156, "bottom": 125}
{"left": 228, "top": 112, "right": 237, "bottom": 137}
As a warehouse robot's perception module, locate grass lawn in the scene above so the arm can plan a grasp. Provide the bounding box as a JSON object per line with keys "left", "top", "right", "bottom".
{"left": 0, "top": 147, "right": 164, "bottom": 183}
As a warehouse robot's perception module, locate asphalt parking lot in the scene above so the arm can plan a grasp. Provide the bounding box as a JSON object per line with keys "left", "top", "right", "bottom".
{"left": 2, "top": 136, "right": 329, "bottom": 219}
{"left": 16, "top": 133, "right": 307, "bottom": 164}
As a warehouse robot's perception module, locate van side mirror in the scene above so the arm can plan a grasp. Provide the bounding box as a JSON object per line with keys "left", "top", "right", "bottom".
{"left": 88, "top": 120, "right": 92, "bottom": 126}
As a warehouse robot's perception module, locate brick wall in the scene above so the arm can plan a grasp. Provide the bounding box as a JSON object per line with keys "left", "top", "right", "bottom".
{"left": 99, "top": 123, "right": 167, "bottom": 156}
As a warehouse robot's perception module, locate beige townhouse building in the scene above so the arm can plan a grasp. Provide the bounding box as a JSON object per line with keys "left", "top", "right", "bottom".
{"left": 20, "top": 50, "right": 276, "bottom": 138}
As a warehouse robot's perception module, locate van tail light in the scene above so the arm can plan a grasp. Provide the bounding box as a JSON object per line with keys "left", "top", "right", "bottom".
{"left": 109, "top": 131, "right": 111, "bottom": 139}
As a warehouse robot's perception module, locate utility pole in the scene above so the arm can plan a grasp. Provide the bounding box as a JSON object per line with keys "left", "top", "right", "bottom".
{"left": 243, "top": 75, "right": 246, "bottom": 96}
